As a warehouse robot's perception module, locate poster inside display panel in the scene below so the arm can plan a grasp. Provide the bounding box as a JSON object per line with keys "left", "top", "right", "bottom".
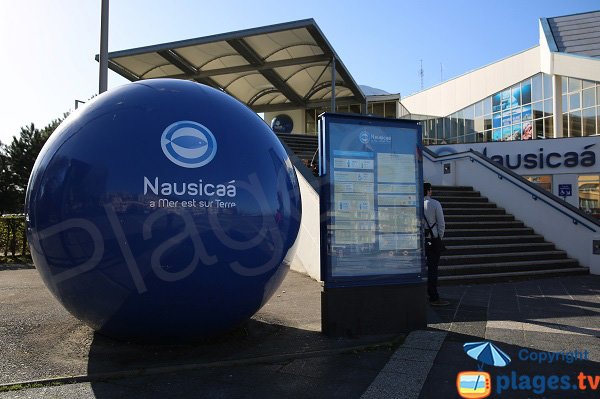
{"left": 319, "top": 113, "right": 424, "bottom": 285}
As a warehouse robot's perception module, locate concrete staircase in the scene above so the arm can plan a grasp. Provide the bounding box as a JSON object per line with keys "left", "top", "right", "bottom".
{"left": 435, "top": 185, "right": 589, "bottom": 282}
{"left": 275, "top": 133, "right": 318, "bottom": 171}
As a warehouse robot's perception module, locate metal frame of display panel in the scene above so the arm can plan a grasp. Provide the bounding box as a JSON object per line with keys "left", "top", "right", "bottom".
{"left": 319, "top": 113, "right": 425, "bottom": 288}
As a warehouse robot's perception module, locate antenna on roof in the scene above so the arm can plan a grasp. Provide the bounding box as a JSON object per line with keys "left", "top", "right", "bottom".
{"left": 419, "top": 60, "right": 424, "bottom": 90}
{"left": 440, "top": 63, "right": 443, "bottom": 82}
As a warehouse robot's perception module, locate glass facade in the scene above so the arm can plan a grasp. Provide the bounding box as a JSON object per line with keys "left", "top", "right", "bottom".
{"left": 564, "top": 77, "right": 599, "bottom": 138}
{"left": 421, "top": 73, "right": 600, "bottom": 145}
{"left": 579, "top": 175, "right": 600, "bottom": 219}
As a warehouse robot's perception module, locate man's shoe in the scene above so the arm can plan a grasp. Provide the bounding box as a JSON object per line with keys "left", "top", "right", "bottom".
{"left": 429, "top": 299, "right": 450, "bottom": 306}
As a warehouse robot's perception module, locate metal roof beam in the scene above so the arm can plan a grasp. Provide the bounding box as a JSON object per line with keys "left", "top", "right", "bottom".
{"left": 155, "top": 50, "right": 231, "bottom": 94}
{"left": 107, "top": 60, "right": 140, "bottom": 81}
{"left": 227, "top": 38, "right": 306, "bottom": 107}
{"left": 169, "top": 55, "right": 329, "bottom": 81}
{"left": 157, "top": 49, "right": 230, "bottom": 94}
{"left": 305, "top": 80, "right": 347, "bottom": 100}
{"left": 332, "top": 67, "right": 364, "bottom": 101}
{"left": 301, "top": 61, "right": 331, "bottom": 101}
{"left": 157, "top": 50, "right": 198, "bottom": 75}
{"left": 248, "top": 88, "right": 281, "bottom": 106}
{"left": 306, "top": 25, "right": 333, "bottom": 56}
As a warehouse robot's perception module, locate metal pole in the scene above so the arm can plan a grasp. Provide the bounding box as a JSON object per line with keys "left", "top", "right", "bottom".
{"left": 552, "top": 75, "right": 563, "bottom": 138}
{"left": 331, "top": 57, "right": 336, "bottom": 112}
{"left": 99, "top": 0, "right": 109, "bottom": 93}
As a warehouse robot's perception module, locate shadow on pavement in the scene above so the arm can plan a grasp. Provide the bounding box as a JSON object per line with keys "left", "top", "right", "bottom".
{"left": 431, "top": 276, "right": 600, "bottom": 338}
{"left": 86, "top": 319, "right": 397, "bottom": 399}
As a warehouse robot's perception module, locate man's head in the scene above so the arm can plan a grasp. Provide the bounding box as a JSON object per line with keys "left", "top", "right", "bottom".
{"left": 424, "top": 182, "right": 432, "bottom": 196}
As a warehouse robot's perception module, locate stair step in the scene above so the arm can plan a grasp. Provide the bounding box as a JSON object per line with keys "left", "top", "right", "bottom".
{"left": 432, "top": 186, "right": 473, "bottom": 191}
{"left": 445, "top": 215, "right": 515, "bottom": 222}
{"left": 446, "top": 221, "right": 524, "bottom": 229}
{"left": 294, "top": 150, "right": 318, "bottom": 159}
{"left": 275, "top": 134, "right": 319, "bottom": 164}
{"left": 443, "top": 235, "right": 546, "bottom": 245}
{"left": 434, "top": 191, "right": 482, "bottom": 197}
{"left": 445, "top": 228, "right": 534, "bottom": 237}
{"left": 438, "top": 196, "right": 490, "bottom": 203}
{"left": 443, "top": 202, "right": 498, "bottom": 208}
{"left": 441, "top": 250, "right": 568, "bottom": 265}
{"left": 439, "top": 267, "right": 589, "bottom": 283}
{"left": 425, "top": 185, "right": 585, "bottom": 283}
{"left": 287, "top": 145, "right": 318, "bottom": 149}
{"left": 282, "top": 141, "right": 317, "bottom": 146}
{"left": 444, "top": 208, "right": 507, "bottom": 215}
{"left": 444, "top": 242, "right": 555, "bottom": 255}
{"left": 285, "top": 141, "right": 317, "bottom": 147}
{"left": 440, "top": 258, "right": 579, "bottom": 275}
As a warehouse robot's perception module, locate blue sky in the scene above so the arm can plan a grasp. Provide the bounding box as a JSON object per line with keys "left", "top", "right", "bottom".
{"left": 1, "top": 0, "right": 598, "bottom": 144}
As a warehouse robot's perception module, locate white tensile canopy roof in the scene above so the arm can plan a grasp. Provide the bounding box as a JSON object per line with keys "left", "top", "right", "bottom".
{"left": 102, "top": 19, "right": 365, "bottom": 113}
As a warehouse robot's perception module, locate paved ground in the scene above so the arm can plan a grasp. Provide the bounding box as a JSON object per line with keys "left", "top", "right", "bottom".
{"left": 0, "top": 265, "right": 599, "bottom": 398}
{"left": 420, "top": 277, "right": 600, "bottom": 399}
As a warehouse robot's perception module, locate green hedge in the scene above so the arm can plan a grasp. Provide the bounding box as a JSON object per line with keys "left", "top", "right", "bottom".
{"left": 0, "top": 215, "right": 29, "bottom": 258}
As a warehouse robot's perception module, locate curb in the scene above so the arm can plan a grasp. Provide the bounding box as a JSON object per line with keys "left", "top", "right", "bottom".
{"left": 361, "top": 330, "right": 447, "bottom": 399}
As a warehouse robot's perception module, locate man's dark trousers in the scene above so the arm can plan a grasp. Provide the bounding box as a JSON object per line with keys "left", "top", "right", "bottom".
{"left": 426, "top": 246, "right": 441, "bottom": 301}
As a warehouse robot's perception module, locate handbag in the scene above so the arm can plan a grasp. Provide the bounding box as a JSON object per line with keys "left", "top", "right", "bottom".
{"left": 424, "top": 215, "right": 446, "bottom": 252}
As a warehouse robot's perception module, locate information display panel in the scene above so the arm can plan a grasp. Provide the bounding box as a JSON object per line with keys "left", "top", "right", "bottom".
{"left": 319, "top": 113, "right": 425, "bottom": 287}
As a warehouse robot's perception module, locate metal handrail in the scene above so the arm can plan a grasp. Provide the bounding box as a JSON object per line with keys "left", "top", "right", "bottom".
{"left": 423, "top": 147, "right": 600, "bottom": 233}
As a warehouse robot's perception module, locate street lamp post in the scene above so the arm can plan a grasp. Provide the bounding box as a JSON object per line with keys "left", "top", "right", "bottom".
{"left": 99, "top": 0, "right": 109, "bottom": 93}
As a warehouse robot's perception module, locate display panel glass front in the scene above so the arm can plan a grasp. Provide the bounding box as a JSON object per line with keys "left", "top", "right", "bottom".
{"left": 320, "top": 114, "right": 424, "bottom": 285}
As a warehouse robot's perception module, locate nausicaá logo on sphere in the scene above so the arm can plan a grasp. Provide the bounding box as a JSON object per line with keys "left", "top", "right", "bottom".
{"left": 161, "top": 120, "right": 217, "bottom": 168}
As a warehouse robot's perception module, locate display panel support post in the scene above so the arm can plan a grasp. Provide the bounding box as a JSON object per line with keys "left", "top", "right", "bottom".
{"left": 321, "top": 283, "right": 426, "bottom": 337}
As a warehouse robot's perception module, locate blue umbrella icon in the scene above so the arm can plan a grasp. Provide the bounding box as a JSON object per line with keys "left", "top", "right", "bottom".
{"left": 463, "top": 341, "right": 511, "bottom": 370}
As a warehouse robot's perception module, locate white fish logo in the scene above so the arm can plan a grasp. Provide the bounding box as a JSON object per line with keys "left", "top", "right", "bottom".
{"left": 359, "top": 131, "right": 369, "bottom": 144}
{"left": 161, "top": 121, "right": 217, "bottom": 168}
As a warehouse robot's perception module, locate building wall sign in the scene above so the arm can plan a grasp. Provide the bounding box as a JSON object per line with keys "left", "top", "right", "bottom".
{"left": 430, "top": 137, "right": 600, "bottom": 175}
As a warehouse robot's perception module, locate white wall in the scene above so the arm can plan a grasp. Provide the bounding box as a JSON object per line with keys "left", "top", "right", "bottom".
{"left": 539, "top": 20, "right": 553, "bottom": 75}
{"left": 423, "top": 155, "right": 443, "bottom": 185}
{"left": 401, "top": 47, "right": 541, "bottom": 117}
{"left": 288, "top": 167, "right": 321, "bottom": 280}
{"left": 552, "top": 52, "right": 600, "bottom": 82}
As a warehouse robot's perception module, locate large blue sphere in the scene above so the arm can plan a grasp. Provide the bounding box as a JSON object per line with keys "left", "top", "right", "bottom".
{"left": 26, "top": 79, "right": 301, "bottom": 341}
